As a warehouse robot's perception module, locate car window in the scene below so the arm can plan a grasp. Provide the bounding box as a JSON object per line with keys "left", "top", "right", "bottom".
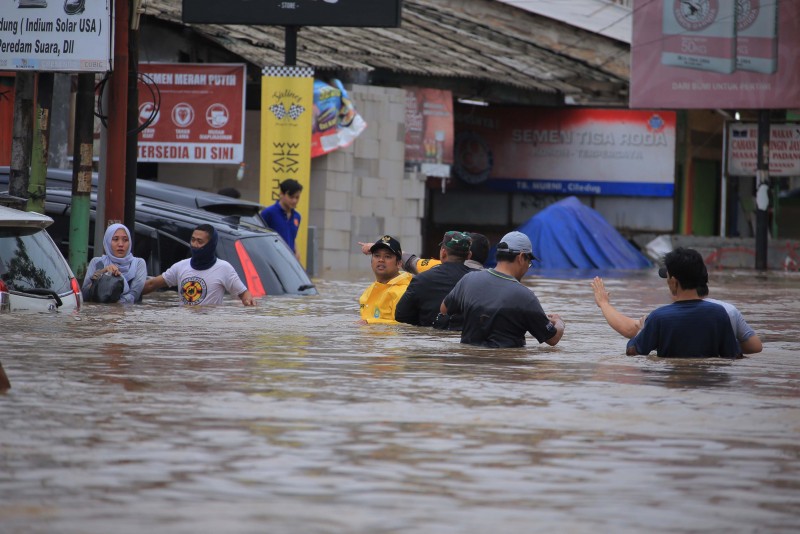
{"left": 220, "top": 234, "right": 314, "bottom": 296}
{"left": 157, "top": 230, "right": 190, "bottom": 271}
{"left": 0, "top": 227, "right": 73, "bottom": 294}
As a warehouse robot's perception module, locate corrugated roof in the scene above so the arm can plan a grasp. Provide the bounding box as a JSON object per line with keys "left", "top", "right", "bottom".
{"left": 495, "top": 0, "right": 632, "bottom": 43}
{"left": 140, "top": 0, "right": 630, "bottom": 105}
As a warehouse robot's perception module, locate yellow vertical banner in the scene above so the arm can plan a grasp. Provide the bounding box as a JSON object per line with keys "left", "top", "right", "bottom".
{"left": 260, "top": 66, "right": 314, "bottom": 268}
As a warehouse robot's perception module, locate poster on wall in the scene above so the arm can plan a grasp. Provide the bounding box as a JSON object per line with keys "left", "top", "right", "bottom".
{"left": 311, "top": 79, "right": 367, "bottom": 158}
{"left": 727, "top": 122, "right": 800, "bottom": 177}
{"left": 404, "top": 87, "right": 454, "bottom": 178}
{"left": 454, "top": 106, "right": 676, "bottom": 197}
{"left": 630, "top": 0, "right": 800, "bottom": 109}
{"left": 137, "top": 63, "right": 246, "bottom": 164}
{"left": 0, "top": 0, "right": 112, "bottom": 72}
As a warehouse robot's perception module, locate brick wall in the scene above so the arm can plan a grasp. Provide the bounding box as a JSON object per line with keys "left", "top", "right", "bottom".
{"left": 308, "top": 84, "right": 426, "bottom": 276}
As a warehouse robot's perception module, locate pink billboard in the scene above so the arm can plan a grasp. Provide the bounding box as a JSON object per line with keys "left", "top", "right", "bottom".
{"left": 630, "top": 0, "right": 800, "bottom": 109}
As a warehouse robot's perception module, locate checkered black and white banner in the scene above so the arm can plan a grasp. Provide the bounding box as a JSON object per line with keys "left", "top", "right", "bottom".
{"left": 262, "top": 66, "right": 315, "bottom": 78}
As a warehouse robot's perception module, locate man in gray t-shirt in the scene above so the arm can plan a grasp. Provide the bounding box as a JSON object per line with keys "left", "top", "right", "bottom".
{"left": 441, "top": 231, "right": 565, "bottom": 348}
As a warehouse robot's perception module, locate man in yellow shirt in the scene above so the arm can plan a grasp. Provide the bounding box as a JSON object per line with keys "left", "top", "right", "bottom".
{"left": 358, "top": 235, "right": 412, "bottom": 324}
{"left": 358, "top": 232, "right": 490, "bottom": 274}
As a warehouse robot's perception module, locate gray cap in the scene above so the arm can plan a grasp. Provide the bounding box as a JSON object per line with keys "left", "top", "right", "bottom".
{"left": 497, "top": 231, "right": 539, "bottom": 260}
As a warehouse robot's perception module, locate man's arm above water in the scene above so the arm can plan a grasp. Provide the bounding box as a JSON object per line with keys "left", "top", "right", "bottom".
{"left": 592, "top": 276, "right": 644, "bottom": 339}
{"left": 726, "top": 303, "right": 763, "bottom": 354}
{"left": 544, "top": 313, "right": 565, "bottom": 346}
{"left": 142, "top": 275, "right": 167, "bottom": 295}
{"left": 741, "top": 335, "right": 762, "bottom": 354}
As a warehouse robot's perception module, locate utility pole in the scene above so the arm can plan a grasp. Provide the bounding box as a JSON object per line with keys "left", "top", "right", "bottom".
{"left": 69, "top": 73, "right": 96, "bottom": 281}
{"left": 8, "top": 72, "right": 34, "bottom": 211}
{"left": 29, "top": 73, "right": 54, "bottom": 214}
{"left": 103, "top": 0, "right": 130, "bottom": 228}
{"left": 285, "top": 26, "right": 298, "bottom": 66}
{"left": 125, "top": 1, "right": 142, "bottom": 233}
{"left": 754, "top": 110, "right": 770, "bottom": 271}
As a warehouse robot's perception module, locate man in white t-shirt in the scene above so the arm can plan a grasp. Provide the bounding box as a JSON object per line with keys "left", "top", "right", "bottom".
{"left": 143, "top": 224, "right": 255, "bottom": 306}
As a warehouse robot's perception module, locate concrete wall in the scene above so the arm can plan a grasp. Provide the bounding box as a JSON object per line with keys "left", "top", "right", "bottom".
{"left": 669, "top": 235, "right": 800, "bottom": 271}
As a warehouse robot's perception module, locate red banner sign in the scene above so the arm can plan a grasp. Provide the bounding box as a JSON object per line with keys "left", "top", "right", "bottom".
{"left": 137, "top": 63, "right": 246, "bottom": 164}
{"left": 404, "top": 87, "right": 454, "bottom": 175}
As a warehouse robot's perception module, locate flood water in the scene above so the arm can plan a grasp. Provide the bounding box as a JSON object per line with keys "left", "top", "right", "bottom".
{"left": 1, "top": 269, "right": 799, "bottom": 533}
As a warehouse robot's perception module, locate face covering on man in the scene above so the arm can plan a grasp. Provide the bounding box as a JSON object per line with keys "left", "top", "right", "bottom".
{"left": 190, "top": 228, "right": 218, "bottom": 270}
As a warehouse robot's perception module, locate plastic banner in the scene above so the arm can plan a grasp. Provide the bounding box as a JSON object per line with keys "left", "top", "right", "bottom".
{"left": 137, "top": 63, "right": 246, "bottom": 164}
{"left": 727, "top": 122, "right": 800, "bottom": 177}
{"left": 404, "top": 87, "right": 453, "bottom": 177}
{"left": 261, "top": 66, "right": 314, "bottom": 267}
{"left": 311, "top": 79, "right": 366, "bottom": 158}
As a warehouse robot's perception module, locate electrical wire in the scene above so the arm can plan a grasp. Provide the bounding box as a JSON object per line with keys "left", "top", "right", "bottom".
{"left": 94, "top": 71, "right": 161, "bottom": 135}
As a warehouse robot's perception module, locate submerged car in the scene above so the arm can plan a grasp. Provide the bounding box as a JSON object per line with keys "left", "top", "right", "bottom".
{"left": 0, "top": 200, "right": 82, "bottom": 312}
{"left": 42, "top": 188, "right": 316, "bottom": 297}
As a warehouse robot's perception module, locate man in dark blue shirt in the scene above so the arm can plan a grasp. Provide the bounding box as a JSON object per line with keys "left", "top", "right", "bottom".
{"left": 626, "top": 247, "right": 741, "bottom": 358}
{"left": 260, "top": 179, "right": 303, "bottom": 260}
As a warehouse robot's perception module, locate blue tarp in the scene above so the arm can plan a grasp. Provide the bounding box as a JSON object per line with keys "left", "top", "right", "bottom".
{"left": 509, "top": 196, "right": 651, "bottom": 270}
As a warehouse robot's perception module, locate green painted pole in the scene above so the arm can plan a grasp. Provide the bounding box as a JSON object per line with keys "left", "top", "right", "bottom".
{"left": 68, "top": 73, "right": 95, "bottom": 281}
{"left": 29, "top": 72, "right": 54, "bottom": 214}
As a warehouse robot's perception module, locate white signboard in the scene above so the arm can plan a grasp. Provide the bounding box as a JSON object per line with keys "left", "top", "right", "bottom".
{"left": 456, "top": 108, "right": 677, "bottom": 196}
{"left": 727, "top": 123, "right": 800, "bottom": 177}
{"left": 0, "top": 1, "right": 112, "bottom": 72}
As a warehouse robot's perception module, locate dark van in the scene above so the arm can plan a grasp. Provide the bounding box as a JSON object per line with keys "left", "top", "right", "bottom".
{"left": 0, "top": 167, "right": 268, "bottom": 227}
{"left": 43, "top": 188, "right": 316, "bottom": 297}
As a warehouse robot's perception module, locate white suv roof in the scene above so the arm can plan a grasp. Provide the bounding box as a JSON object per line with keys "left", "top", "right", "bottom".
{"left": 0, "top": 205, "right": 54, "bottom": 229}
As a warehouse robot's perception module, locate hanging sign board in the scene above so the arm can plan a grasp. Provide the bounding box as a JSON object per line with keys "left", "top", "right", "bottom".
{"left": 183, "top": 0, "right": 402, "bottom": 28}
{"left": 404, "top": 87, "right": 454, "bottom": 178}
{"left": 137, "top": 63, "right": 246, "bottom": 164}
{"left": 727, "top": 122, "right": 800, "bottom": 177}
{"left": 0, "top": 0, "right": 112, "bottom": 72}
{"left": 455, "top": 106, "right": 676, "bottom": 197}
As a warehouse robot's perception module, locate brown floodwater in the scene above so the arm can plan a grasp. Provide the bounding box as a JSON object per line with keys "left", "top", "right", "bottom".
{"left": 1, "top": 269, "right": 799, "bottom": 533}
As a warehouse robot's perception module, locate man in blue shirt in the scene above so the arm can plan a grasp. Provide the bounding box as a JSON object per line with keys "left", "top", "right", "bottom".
{"left": 260, "top": 179, "right": 303, "bottom": 260}
{"left": 626, "top": 247, "right": 741, "bottom": 358}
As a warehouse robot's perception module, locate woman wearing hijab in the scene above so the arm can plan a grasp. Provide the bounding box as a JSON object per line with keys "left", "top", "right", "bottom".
{"left": 141, "top": 224, "right": 254, "bottom": 306}
{"left": 82, "top": 223, "right": 147, "bottom": 304}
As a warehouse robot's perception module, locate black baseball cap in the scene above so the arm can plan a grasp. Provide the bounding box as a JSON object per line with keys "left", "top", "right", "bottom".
{"left": 369, "top": 235, "right": 402, "bottom": 259}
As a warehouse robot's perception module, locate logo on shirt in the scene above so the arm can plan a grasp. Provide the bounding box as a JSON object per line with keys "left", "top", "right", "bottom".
{"left": 373, "top": 307, "right": 380, "bottom": 319}
{"left": 182, "top": 277, "right": 207, "bottom": 305}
